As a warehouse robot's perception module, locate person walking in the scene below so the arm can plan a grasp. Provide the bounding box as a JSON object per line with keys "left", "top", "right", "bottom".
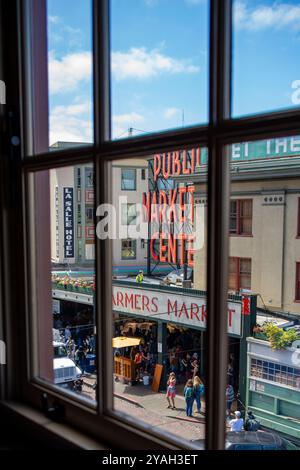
{"left": 184, "top": 379, "right": 194, "bottom": 417}
{"left": 75, "top": 345, "right": 86, "bottom": 373}
{"left": 229, "top": 410, "right": 244, "bottom": 432}
{"left": 244, "top": 411, "right": 260, "bottom": 431}
{"left": 226, "top": 383, "right": 235, "bottom": 418}
{"left": 193, "top": 376, "right": 204, "bottom": 414}
{"left": 191, "top": 354, "right": 199, "bottom": 379}
{"left": 166, "top": 372, "right": 177, "bottom": 410}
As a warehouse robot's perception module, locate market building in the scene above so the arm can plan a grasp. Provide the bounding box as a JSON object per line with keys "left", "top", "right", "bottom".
{"left": 191, "top": 136, "right": 300, "bottom": 315}
{"left": 144, "top": 137, "right": 300, "bottom": 440}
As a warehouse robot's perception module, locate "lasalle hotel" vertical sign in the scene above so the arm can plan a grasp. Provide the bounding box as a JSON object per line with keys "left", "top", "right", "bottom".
{"left": 63, "top": 187, "right": 74, "bottom": 259}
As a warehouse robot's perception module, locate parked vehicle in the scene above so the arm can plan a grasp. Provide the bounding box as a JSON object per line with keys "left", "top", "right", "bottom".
{"left": 225, "top": 430, "right": 299, "bottom": 450}
{"left": 192, "top": 430, "right": 298, "bottom": 450}
{"left": 53, "top": 341, "right": 82, "bottom": 389}
{"left": 163, "top": 268, "right": 193, "bottom": 285}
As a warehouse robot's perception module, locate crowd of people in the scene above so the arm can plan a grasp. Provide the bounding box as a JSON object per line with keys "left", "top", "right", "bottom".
{"left": 113, "top": 320, "right": 204, "bottom": 384}
{"left": 55, "top": 324, "right": 96, "bottom": 373}
{"left": 165, "top": 372, "right": 205, "bottom": 416}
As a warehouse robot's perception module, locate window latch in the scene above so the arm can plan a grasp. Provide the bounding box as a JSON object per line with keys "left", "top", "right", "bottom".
{"left": 41, "top": 393, "right": 65, "bottom": 422}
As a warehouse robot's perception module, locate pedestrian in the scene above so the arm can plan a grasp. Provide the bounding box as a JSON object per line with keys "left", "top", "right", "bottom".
{"left": 64, "top": 325, "right": 71, "bottom": 342}
{"left": 193, "top": 376, "right": 205, "bottom": 414}
{"left": 134, "top": 349, "right": 144, "bottom": 379}
{"left": 227, "top": 362, "right": 234, "bottom": 387}
{"left": 166, "top": 372, "right": 177, "bottom": 410}
{"left": 226, "top": 383, "right": 235, "bottom": 418}
{"left": 191, "top": 356, "right": 199, "bottom": 379}
{"left": 229, "top": 410, "right": 244, "bottom": 432}
{"left": 66, "top": 338, "right": 75, "bottom": 358}
{"left": 136, "top": 270, "right": 144, "bottom": 283}
{"left": 185, "top": 353, "right": 192, "bottom": 379}
{"left": 244, "top": 411, "right": 260, "bottom": 431}
{"left": 75, "top": 345, "right": 86, "bottom": 373}
{"left": 184, "top": 379, "right": 194, "bottom": 417}
{"left": 134, "top": 350, "right": 143, "bottom": 366}
{"left": 89, "top": 334, "right": 96, "bottom": 353}
{"left": 169, "top": 347, "right": 178, "bottom": 374}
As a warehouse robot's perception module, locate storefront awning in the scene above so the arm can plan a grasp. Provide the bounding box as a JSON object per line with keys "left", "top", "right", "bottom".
{"left": 112, "top": 336, "right": 141, "bottom": 348}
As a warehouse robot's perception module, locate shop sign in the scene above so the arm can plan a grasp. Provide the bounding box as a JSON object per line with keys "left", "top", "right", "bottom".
{"left": 63, "top": 187, "right": 74, "bottom": 258}
{"left": 112, "top": 285, "right": 243, "bottom": 337}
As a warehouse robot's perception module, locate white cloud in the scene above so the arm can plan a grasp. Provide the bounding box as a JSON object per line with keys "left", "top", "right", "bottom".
{"left": 235, "top": 1, "right": 300, "bottom": 31}
{"left": 50, "top": 102, "right": 92, "bottom": 145}
{"left": 113, "top": 112, "right": 144, "bottom": 125}
{"left": 51, "top": 102, "right": 91, "bottom": 116}
{"left": 111, "top": 47, "right": 200, "bottom": 80}
{"left": 48, "top": 15, "right": 60, "bottom": 24}
{"left": 49, "top": 51, "right": 92, "bottom": 94}
{"left": 163, "top": 107, "right": 181, "bottom": 119}
{"left": 112, "top": 112, "right": 145, "bottom": 139}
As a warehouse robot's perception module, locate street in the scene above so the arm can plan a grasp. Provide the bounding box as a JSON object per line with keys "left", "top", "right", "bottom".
{"left": 81, "top": 375, "right": 206, "bottom": 443}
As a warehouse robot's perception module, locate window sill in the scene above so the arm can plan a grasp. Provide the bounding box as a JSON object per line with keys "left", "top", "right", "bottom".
{"left": 0, "top": 401, "right": 107, "bottom": 450}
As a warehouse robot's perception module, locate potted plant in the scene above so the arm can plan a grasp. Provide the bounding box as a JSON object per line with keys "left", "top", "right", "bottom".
{"left": 262, "top": 322, "right": 298, "bottom": 350}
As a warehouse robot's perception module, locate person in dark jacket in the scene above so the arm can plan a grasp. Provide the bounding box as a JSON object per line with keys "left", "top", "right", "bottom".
{"left": 244, "top": 411, "right": 260, "bottom": 431}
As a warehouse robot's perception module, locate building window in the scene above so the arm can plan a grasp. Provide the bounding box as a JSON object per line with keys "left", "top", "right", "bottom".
{"left": 229, "top": 257, "right": 251, "bottom": 291}
{"left": 85, "top": 242, "right": 95, "bottom": 260}
{"left": 121, "top": 239, "right": 136, "bottom": 260}
{"left": 85, "top": 168, "right": 94, "bottom": 188}
{"left": 121, "top": 168, "right": 136, "bottom": 190}
{"left": 85, "top": 206, "right": 94, "bottom": 225}
{"left": 230, "top": 199, "right": 252, "bottom": 235}
{"left": 77, "top": 204, "right": 81, "bottom": 224}
{"left": 121, "top": 203, "right": 136, "bottom": 225}
{"left": 77, "top": 168, "right": 81, "bottom": 187}
{"left": 295, "top": 262, "right": 300, "bottom": 301}
{"left": 141, "top": 169, "right": 146, "bottom": 180}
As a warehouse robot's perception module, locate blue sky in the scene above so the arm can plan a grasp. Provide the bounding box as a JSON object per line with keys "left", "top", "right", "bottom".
{"left": 47, "top": 0, "right": 300, "bottom": 144}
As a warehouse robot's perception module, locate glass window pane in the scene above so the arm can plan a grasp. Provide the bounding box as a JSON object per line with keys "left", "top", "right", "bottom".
{"left": 110, "top": 0, "right": 209, "bottom": 140}
{"left": 108, "top": 147, "right": 208, "bottom": 447}
{"left": 47, "top": 0, "right": 93, "bottom": 150}
{"left": 232, "top": 0, "right": 300, "bottom": 116}
{"left": 29, "top": 164, "right": 96, "bottom": 403}
{"left": 121, "top": 169, "right": 137, "bottom": 191}
{"left": 227, "top": 135, "right": 300, "bottom": 448}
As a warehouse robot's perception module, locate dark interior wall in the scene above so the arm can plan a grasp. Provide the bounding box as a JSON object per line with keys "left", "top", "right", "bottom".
{"left": 0, "top": 404, "right": 80, "bottom": 450}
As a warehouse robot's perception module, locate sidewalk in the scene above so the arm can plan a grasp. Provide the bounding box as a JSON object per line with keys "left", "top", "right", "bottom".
{"left": 82, "top": 376, "right": 236, "bottom": 442}
{"left": 113, "top": 381, "right": 206, "bottom": 442}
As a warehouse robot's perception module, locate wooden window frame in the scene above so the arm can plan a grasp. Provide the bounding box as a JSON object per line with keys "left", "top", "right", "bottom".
{"left": 121, "top": 168, "right": 137, "bottom": 191}
{"left": 295, "top": 262, "right": 300, "bottom": 302}
{"left": 229, "top": 257, "right": 252, "bottom": 292}
{"left": 229, "top": 199, "right": 252, "bottom": 236}
{"left": 1, "top": 0, "right": 300, "bottom": 451}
